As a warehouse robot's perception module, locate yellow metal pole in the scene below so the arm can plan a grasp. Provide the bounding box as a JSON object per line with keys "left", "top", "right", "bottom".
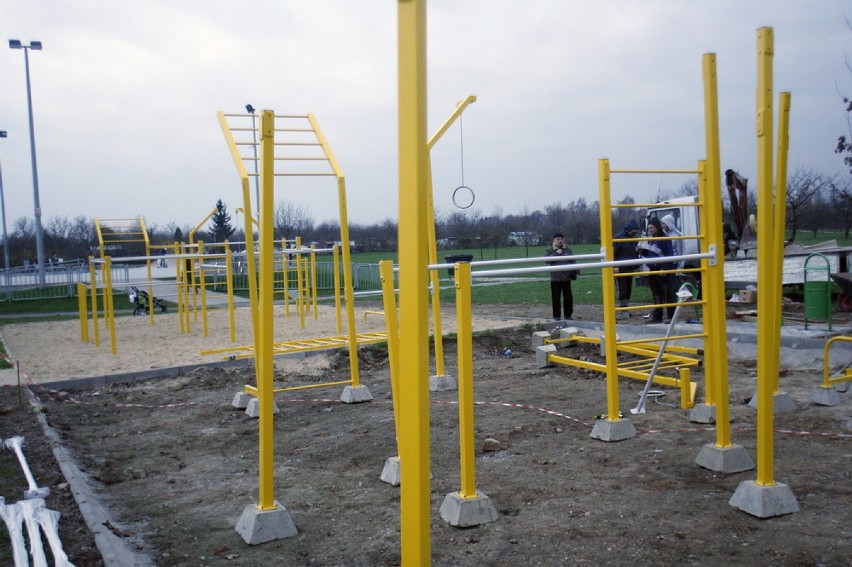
{"left": 335, "top": 178, "right": 363, "bottom": 387}
{"left": 304, "top": 113, "right": 363, "bottom": 389}
{"left": 256, "top": 109, "right": 277, "bottom": 509}
{"left": 104, "top": 257, "right": 117, "bottom": 355}
{"left": 771, "top": 92, "right": 791, "bottom": 393}
{"left": 425, "top": 161, "right": 446, "bottom": 376}
{"left": 379, "top": 260, "right": 402, "bottom": 447}
{"left": 88, "top": 258, "right": 100, "bottom": 347}
{"left": 702, "top": 52, "right": 733, "bottom": 444}
{"left": 597, "top": 158, "right": 622, "bottom": 420}
{"left": 696, "top": 161, "right": 716, "bottom": 406}
{"left": 755, "top": 27, "right": 777, "bottom": 486}
{"left": 397, "top": 0, "right": 431, "bottom": 563}
{"left": 199, "top": 241, "right": 209, "bottom": 337}
{"left": 296, "top": 242, "right": 306, "bottom": 330}
{"left": 240, "top": 180, "right": 260, "bottom": 343}
{"left": 77, "top": 282, "right": 88, "bottom": 343}
{"left": 426, "top": 95, "right": 477, "bottom": 379}
{"left": 454, "top": 262, "right": 477, "bottom": 497}
{"left": 226, "top": 243, "right": 236, "bottom": 343}
{"left": 333, "top": 245, "right": 342, "bottom": 334}
{"left": 310, "top": 246, "right": 319, "bottom": 321}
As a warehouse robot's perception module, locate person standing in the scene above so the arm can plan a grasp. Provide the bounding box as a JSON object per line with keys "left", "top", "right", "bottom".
{"left": 545, "top": 233, "right": 577, "bottom": 320}
{"left": 637, "top": 218, "right": 674, "bottom": 323}
{"left": 661, "top": 213, "right": 685, "bottom": 302}
{"left": 613, "top": 219, "right": 640, "bottom": 319}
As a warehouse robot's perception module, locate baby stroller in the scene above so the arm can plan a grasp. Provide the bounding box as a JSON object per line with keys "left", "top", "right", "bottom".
{"left": 129, "top": 286, "right": 168, "bottom": 315}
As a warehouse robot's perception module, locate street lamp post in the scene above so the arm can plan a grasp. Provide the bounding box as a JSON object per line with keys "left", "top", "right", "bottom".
{"left": 9, "top": 39, "right": 46, "bottom": 287}
{"left": 0, "top": 130, "right": 11, "bottom": 298}
{"left": 245, "top": 104, "right": 260, "bottom": 221}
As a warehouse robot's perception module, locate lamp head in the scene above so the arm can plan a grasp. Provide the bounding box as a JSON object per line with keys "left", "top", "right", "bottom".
{"left": 30, "top": 41, "right": 42, "bottom": 50}
{"left": 8, "top": 39, "right": 22, "bottom": 49}
{"left": 245, "top": 104, "right": 255, "bottom": 114}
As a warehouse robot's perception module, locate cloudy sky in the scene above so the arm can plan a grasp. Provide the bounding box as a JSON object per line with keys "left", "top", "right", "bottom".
{"left": 1, "top": 1, "right": 850, "bottom": 235}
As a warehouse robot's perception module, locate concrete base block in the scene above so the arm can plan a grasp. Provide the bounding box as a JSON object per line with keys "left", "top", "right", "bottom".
{"left": 695, "top": 443, "right": 754, "bottom": 473}
{"left": 590, "top": 418, "right": 637, "bottom": 442}
{"left": 536, "top": 344, "right": 557, "bottom": 368}
{"left": 235, "top": 500, "right": 298, "bottom": 545}
{"left": 532, "top": 331, "right": 550, "bottom": 348}
{"left": 747, "top": 391, "right": 796, "bottom": 413}
{"left": 232, "top": 392, "right": 253, "bottom": 409}
{"left": 429, "top": 374, "right": 457, "bottom": 392}
{"left": 439, "top": 491, "right": 498, "bottom": 528}
{"left": 558, "top": 326, "right": 580, "bottom": 340}
{"left": 245, "top": 398, "right": 280, "bottom": 418}
{"left": 689, "top": 403, "right": 716, "bottom": 424}
{"left": 729, "top": 480, "right": 799, "bottom": 518}
{"left": 340, "top": 385, "right": 373, "bottom": 404}
{"left": 811, "top": 386, "right": 841, "bottom": 406}
{"left": 380, "top": 456, "right": 401, "bottom": 486}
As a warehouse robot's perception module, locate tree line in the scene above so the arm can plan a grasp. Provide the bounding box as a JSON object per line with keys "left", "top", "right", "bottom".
{"left": 2, "top": 166, "right": 850, "bottom": 268}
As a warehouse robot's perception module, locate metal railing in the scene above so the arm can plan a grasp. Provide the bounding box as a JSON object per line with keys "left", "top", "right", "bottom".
{"left": 0, "top": 259, "right": 133, "bottom": 302}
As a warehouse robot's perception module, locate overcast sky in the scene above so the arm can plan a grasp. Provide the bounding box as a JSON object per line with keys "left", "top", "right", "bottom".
{"left": 1, "top": 1, "right": 850, "bottom": 235}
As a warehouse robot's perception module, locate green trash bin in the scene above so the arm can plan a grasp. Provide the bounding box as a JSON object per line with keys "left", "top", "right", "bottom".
{"left": 445, "top": 254, "right": 474, "bottom": 278}
{"left": 804, "top": 253, "right": 832, "bottom": 330}
{"left": 804, "top": 280, "right": 830, "bottom": 318}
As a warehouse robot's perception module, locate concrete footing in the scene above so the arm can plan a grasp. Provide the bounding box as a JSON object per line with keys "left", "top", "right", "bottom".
{"left": 439, "top": 491, "right": 498, "bottom": 527}
{"left": 590, "top": 418, "right": 636, "bottom": 442}
{"left": 245, "top": 398, "right": 280, "bottom": 418}
{"left": 531, "top": 331, "right": 551, "bottom": 347}
{"left": 232, "top": 392, "right": 252, "bottom": 409}
{"left": 747, "top": 391, "right": 796, "bottom": 413}
{"left": 536, "top": 344, "right": 557, "bottom": 368}
{"left": 695, "top": 443, "right": 754, "bottom": 473}
{"left": 235, "top": 500, "right": 298, "bottom": 545}
{"left": 811, "top": 386, "right": 841, "bottom": 406}
{"left": 429, "top": 374, "right": 457, "bottom": 392}
{"left": 729, "top": 480, "right": 799, "bottom": 518}
{"left": 340, "top": 385, "right": 373, "bottom": 404}
{"left": 380, "top": 456, "right": 401, "bottom": 486}
{"left": 689, "top": 403, "right": 716, "bottom": 424}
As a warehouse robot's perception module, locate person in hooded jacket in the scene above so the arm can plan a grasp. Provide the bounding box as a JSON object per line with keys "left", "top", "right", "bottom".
{"left": 661, "top": 213, "right": 686, "bottom": 304}
{"left": 612, "top": 219, "right": 640, "bottom": 319}
{"left": 637, "top": 217, "right": 675, "bottom": 323}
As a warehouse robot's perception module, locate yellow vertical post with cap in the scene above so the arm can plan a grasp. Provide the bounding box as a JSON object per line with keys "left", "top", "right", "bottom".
{"left": 397, "top": 0, "right": 432, "bottom": 564}
{"left": 256, "top": 109, "right": 276, "bottom": 510}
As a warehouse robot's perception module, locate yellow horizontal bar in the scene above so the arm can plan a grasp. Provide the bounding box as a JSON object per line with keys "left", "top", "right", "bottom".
{"left": 609, "top": 169, "right": 700, "bottom": 174}
{"left": 273, "top": 379, "right": 353, "bottom": 393}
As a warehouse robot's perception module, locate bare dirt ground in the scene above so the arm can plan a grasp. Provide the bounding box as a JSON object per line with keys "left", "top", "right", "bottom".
{"left": 0, "top": 302, "right": 850, "bottom": 566}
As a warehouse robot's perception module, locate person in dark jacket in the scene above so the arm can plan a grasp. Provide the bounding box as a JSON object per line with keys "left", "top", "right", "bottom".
{"left": 545, "top": 232, "right": 577, "bottom": 320}
{"left": 637, "top": 217, "right": 675, "bottom": 323}
{"left": 613, "top": 219, "right": 640, "bottom": 319}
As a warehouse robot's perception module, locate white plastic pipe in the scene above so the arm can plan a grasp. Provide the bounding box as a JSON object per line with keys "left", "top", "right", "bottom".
{"left": 0, "top": 499, "right": 29, "bottom": 567}
{"left": 19, "top": 498, "right": 48, "bottom": 567}
{"left": 36, "top": 507, "right": 74, "bottom": 567}
{"left": 4, "top": 436, "right": 50, "bottom": 499}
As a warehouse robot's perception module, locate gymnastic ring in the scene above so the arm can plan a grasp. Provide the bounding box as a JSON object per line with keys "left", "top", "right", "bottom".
{"left": 452, "top": 185, "right": 475, "bottom": 209}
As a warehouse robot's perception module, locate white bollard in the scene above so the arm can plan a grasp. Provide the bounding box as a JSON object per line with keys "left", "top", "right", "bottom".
{"left": 0, "top": 499, "right": 29, "bottom": 567}
{"left": 4, "top": 436, "right": 50, "bottom": 499}
{"left": 19, "top": 498, "right": 48, "bottom": 567}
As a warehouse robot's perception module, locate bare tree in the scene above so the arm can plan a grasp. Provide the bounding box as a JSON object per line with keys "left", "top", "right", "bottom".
{"left": 273, "top": 201, "right": 315, "bottom": 242}
{"left": 785, "top": 167, "right": 836, "bottom": 241}
{"left": 830, "top": 178, "right": 852, "bottom": 237}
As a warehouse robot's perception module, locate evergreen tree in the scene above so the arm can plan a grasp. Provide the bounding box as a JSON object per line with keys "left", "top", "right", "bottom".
{"left": 173, "top": 227, "right": 184, "bottom": 243}
{"left": 209, "top": 199, "right": 236, "bottom": 242}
